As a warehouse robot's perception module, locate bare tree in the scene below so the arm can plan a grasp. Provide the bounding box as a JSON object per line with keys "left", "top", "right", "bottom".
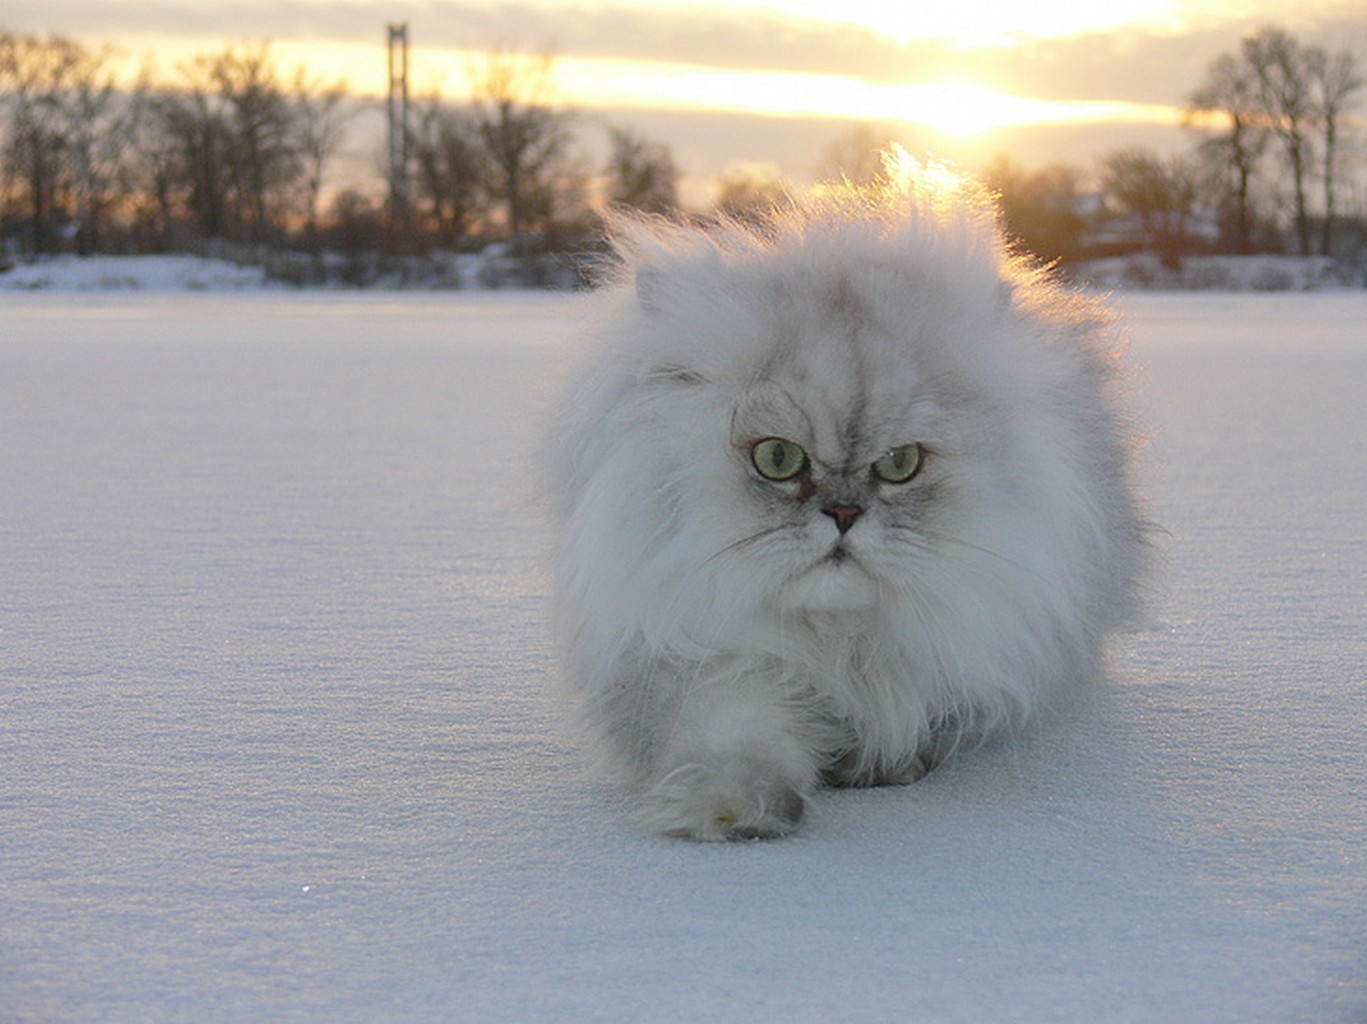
{"left": 1306, "top": 46, "right": 1363, "bottom": 255}
{"left": 149, "top": 42, "right": 304, "bottom": 243}
{"left": 604, "top": 126, "right": 679, "bottom": 214}
{"left": 292, "top": 68, "right": 352, "bottom": 250}
{"left": 1186, "top": 52, "right": 1270, "bottom": 253}
{"left": 408, "top": 95, "right": 488, "bottom": 245}
{"left": 150, "top": 56, "right": 235, "bottom": 239}
{"left": 123, "top": 67, "right": 182, "bottom": 248}
{"left": 65, "top": 46, "right": 146, "bottom": 254}
{"left": 1098, "top": 148, "right": 1205, "bottom": 269}
{"left": 0, "top": 32, "right": 85, "bottom": 254}
{"left": 469, "top": 50, "right": 573, "bottom": 241}
{"left": 1242, "top": 27, "right": 1317, "bottom": 255}
{"left": 211, "top": 42, "right": 299, "bottom": 241}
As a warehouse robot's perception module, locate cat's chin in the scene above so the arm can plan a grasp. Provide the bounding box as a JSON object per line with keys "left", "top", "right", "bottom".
{"left": 778, "top": 555, "right": 881, "bottom": 614}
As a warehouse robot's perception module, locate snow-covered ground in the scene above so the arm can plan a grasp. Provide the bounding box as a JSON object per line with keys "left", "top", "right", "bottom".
{"left": 0, "top": 254, "right": 274, "bottom": 292}
{"left": 5, "top": 251, "right": 1363, "bottom": 295}
{"left": 1, "top": 289, "right": 1363, "bottom": 1023}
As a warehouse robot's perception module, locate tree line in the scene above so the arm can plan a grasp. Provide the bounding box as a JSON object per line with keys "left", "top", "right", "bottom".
{"left": 1, "top": 23, "right": 1362, "bottom": 280}
{"left": 0, "top": 33, "right": 371, "bottom": 257}
{"left": 981, "top": 25, "right": 1364, "bottom": 272}
{"left": 0, "top": 31, "right": 677, "bottom": 269}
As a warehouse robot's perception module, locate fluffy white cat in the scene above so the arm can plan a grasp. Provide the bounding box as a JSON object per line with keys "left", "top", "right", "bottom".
{"left": 548, "top": 154, "right": 1149, "bottom": 840}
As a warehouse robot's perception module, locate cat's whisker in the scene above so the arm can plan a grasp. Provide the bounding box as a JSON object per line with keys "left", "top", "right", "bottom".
{"left": 886, "top": 523, "right": 1049, "bottom": 585}
{"left": 702, "top": 525, "right": 791, "bottom": 568}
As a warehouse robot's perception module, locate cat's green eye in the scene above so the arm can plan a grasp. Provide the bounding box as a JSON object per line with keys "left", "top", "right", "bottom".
{"left": 751, "top": 437, "right": 808, "bottom": 481}
{"left": 872, "top": 443, "right": 924, "bottom": 483}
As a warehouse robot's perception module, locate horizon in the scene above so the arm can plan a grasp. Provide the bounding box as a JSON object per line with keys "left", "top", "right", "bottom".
{"left": 3, "top": 0, "right": 1365, "bottom": 207}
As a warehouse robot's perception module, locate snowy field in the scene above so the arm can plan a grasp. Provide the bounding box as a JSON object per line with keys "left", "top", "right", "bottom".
{"left": 1, "top": 287, "right": 1364, "bottom": 1023}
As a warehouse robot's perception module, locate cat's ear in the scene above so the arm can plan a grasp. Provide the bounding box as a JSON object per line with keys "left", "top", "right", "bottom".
{"left": 634, "top": 240, "right": 723, "bottom": 314}
{"left": 603, "top": 209, "right": 723, "bottom": 314}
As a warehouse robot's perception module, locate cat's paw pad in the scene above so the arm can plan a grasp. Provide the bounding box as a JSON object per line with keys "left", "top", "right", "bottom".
{"left": 637, "top": 762, "right": 807, "bottom": 841}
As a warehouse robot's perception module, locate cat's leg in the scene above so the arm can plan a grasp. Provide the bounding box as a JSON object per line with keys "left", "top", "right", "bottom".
{"left": 820, "top": 727, "right": 960, "bottom": 788}
{"left": 633, "top": 675, "right": 819, "bottom": 841}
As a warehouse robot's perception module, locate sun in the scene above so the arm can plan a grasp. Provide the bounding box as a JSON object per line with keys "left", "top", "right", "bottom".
{"left": 535, "top": 55, "right": 1178, "bottom": 139}
{"left": 888, "top": 81, "right": 1041, "bottom": 136}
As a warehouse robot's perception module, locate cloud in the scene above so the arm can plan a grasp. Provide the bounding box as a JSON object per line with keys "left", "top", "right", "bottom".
{"left": 999, "top": 18, "right": 1367, "bottom": 104}
{"left": 6, "top": 1, "right": 1365, "bottom": 113}
{"left": 3, "top": 1, "right": 940, "bottom": 80}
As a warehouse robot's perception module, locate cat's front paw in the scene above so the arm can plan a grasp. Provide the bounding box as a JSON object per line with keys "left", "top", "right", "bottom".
{"left": 636, "top": 760, "right": 808, "bottom": 841}
{"left": 821, "top": 747, "right": 935, "bottom": 788}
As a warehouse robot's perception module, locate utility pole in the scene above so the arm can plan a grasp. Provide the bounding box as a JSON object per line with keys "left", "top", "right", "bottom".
{"left": 386, "top": 22, "right": 411, "bottom": 237}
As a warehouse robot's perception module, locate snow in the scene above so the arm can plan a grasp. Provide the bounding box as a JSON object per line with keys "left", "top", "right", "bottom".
{"left": 1078, "top": 253, "right": 1360, "bottom": 292}
{"left": 0, "top": 254, "right": 273, "bottom": 292}
{"left": 1, "top": 288, "right": 1364, "bottom": 1022}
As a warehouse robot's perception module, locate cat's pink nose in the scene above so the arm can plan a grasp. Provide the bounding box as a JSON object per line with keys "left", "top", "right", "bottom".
{"left": 824, "top": 504, "right": 863, "bottom": 534}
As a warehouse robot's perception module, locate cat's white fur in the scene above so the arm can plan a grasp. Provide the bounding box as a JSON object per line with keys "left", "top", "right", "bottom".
{"left": 548, "top": 155, "right": 1149, "bottom": 840}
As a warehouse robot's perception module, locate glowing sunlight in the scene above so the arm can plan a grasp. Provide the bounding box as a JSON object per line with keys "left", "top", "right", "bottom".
{"left": 330, "top": 48, "right": 1180, "bottom": 138}
{"left": 515, "top": 58, "right": 1178, "bottom": 136}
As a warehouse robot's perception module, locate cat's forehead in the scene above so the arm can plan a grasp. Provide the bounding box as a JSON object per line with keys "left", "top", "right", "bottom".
{"left": 726, "top": 271, "right": 985, "bottom": 453}
{"left": 758, "top": 278, "right": 937, "bottom": 401}
{"left": 734, "top": 337, "right": 934, "bottom": 456}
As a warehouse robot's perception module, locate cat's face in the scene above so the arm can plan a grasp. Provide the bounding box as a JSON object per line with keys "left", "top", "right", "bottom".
{"left": 670, "top": 270, "right": 1015, "bottom": 619}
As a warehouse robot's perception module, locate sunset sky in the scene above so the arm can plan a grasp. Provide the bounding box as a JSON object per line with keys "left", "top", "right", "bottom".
{"left": 5, "top": 0, "right": 1365, "bottom": 199}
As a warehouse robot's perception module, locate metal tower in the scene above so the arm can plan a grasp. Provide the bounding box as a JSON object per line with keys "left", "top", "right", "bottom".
{"left": 386, "top": 22, "right": 411, "bottom": 231}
